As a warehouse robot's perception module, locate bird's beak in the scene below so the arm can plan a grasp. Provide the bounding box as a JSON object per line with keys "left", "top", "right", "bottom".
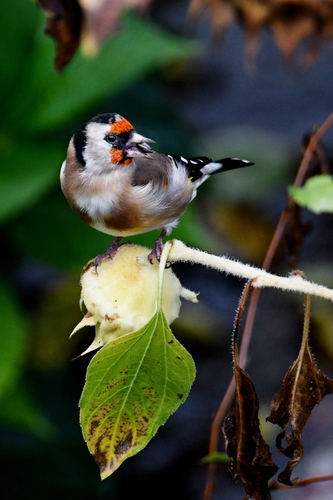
{"left": 126, "top": 131, "right": 155, "bottom": 158}
{"left": 130, "top": 131, "right": 155, "bottom": 145}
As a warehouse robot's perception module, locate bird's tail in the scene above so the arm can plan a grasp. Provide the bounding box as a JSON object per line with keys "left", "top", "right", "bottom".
{"left": 201, "top": 158, "right": 254, "bottom": 176}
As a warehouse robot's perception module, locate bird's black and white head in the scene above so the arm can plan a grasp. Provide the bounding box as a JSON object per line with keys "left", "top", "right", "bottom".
{"left": 71, "top": 113, "right": 154, "bottom": 172}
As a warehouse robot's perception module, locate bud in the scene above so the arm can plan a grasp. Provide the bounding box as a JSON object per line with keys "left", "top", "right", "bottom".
{"left": 71, "top": 244, "right": 198, "bottom": 355}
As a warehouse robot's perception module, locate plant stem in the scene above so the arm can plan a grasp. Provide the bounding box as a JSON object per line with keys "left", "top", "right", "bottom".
{"left": 169, "top": 240, "right": 333, "bottom": 301}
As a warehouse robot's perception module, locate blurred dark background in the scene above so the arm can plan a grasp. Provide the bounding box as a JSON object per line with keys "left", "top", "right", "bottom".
{"left": 1, "top": 0, "right": 333, "bottom": 498}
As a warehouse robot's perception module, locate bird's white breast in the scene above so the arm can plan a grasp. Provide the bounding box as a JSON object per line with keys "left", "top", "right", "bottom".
{"left": 75, "top": 169, "right": 127, "bottom": 219}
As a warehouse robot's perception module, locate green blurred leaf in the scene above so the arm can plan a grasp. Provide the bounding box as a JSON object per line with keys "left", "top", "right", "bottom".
{"left": 0, "top": 0, "right": 39, "bottom": 120}
{"left": 9, "top": 192, "right": 112, "bottom": 267}
{"left": 289, "top": 175, "right": 333, "bottom": 214}
{"left": 80, "top": 310, "right": 196, "bottom": 479}
{"left": 0, "top": 143, "right": 62, "bottom": 223}
{"left": 0, "top": 281, "right": 27, "bottom": 398}
{"left": 201, "top": 452, "right": 229, "bottom": 463}
{"left": 27, "top": 11, "right": 198, "bottom": 132}
{"left": 0, "top": 382, "right": 56, "bottom": 440}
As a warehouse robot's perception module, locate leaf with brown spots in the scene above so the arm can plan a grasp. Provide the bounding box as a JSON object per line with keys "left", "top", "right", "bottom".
{"left": 79, "top": 309, "right": 195, "bottom": 479}
{"left": 222, "top": 281, "right": 278, "bottom": 499}
{"left": 266, "top": 291, "right": 333, "bottom": 485}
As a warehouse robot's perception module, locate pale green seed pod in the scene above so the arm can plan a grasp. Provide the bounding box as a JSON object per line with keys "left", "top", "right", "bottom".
{"left": 70, "top": 244, "right": 198, "bottom": 355}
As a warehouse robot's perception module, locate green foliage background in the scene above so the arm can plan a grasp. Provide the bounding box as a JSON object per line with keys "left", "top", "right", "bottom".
{"left": 0, "top": 1, "right": 200, "bottom": 496}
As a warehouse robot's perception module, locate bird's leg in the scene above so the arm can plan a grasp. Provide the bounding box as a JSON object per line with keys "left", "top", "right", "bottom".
{"left": 94, "top": 236, "right": 122, "bottom": 270}
{"left": 148, "top": 229, "right": 167, "bottom": 264}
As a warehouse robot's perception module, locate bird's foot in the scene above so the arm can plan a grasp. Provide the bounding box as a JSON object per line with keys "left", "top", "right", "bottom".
{"left": 94, "top": 237, "right": 122, "bottom": 271}
{"left": 147, "top": 230, "right": 167, "bottom": 264}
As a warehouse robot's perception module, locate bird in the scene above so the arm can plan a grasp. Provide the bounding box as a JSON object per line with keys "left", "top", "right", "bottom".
{"left": 60, "top": 112, "right": 254, "bottom": 265}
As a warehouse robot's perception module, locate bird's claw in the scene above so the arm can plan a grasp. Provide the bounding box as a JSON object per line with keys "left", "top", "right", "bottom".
{"left": 147, "top": 232, "right": 166, "bottom": 264}
{"left": 94, "top": 237, "right": 122, "bottom": 272}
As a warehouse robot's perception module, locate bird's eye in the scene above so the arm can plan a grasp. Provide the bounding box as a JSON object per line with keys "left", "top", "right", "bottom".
{"left": 104, "top": 134, "right": 117, "bottom": 144}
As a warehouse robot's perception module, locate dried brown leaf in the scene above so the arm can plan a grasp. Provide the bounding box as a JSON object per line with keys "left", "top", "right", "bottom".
{"left": 38, "top": 0, "right": 153, "bottom": 70}
{"left": 38, "top": 0, "right": 83, "bottom": 71}
{"left": 270, "top": 1, "right": 317, "bottom": 59}
{"left": 223, "top": 365, "right": 278, "bottom": 499}
{"left": 188, "top": 0, "right": 235, "bottom": 33}
{"left": 267, "top": 291, "right": 333, "bottom": 485}
{"left": 236, "top": 0, "right": 270, "bottom": 34}
{"left": 188, "top": 0, "right": 333, "bottom": 64}
{"left": 222, "top": 281, "right": 278, "bottom": 499}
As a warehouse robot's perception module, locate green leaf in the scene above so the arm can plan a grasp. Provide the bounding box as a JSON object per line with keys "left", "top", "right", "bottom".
{"left": 79, "top": 310, "right": 196, "bottom": 479}
{"left": 201, "top": 452, "right": 229, "bottom": 463}
{"left": 27, "top": 12, "right": 198, "bottom": 132}
{"left": 0, "top": 280, "right": 27, "bottom": 398}
{"left": 289, "top": 175, "right": 333, "bottom": 214}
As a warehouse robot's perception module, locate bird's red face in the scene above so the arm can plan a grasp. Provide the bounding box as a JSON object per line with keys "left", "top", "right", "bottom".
{"left": 105, "top": 115, "right": 154, "bottom": 166}
{"left": 109, "top": 115, "right": 133, "bottom": 135}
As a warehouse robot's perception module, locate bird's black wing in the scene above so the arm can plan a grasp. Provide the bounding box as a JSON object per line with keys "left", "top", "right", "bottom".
{"left": 170, "top": 155, "right": 253, "bottom": 182}
{"left": 169, "top": 155, "right": 213, "bottom": 182}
